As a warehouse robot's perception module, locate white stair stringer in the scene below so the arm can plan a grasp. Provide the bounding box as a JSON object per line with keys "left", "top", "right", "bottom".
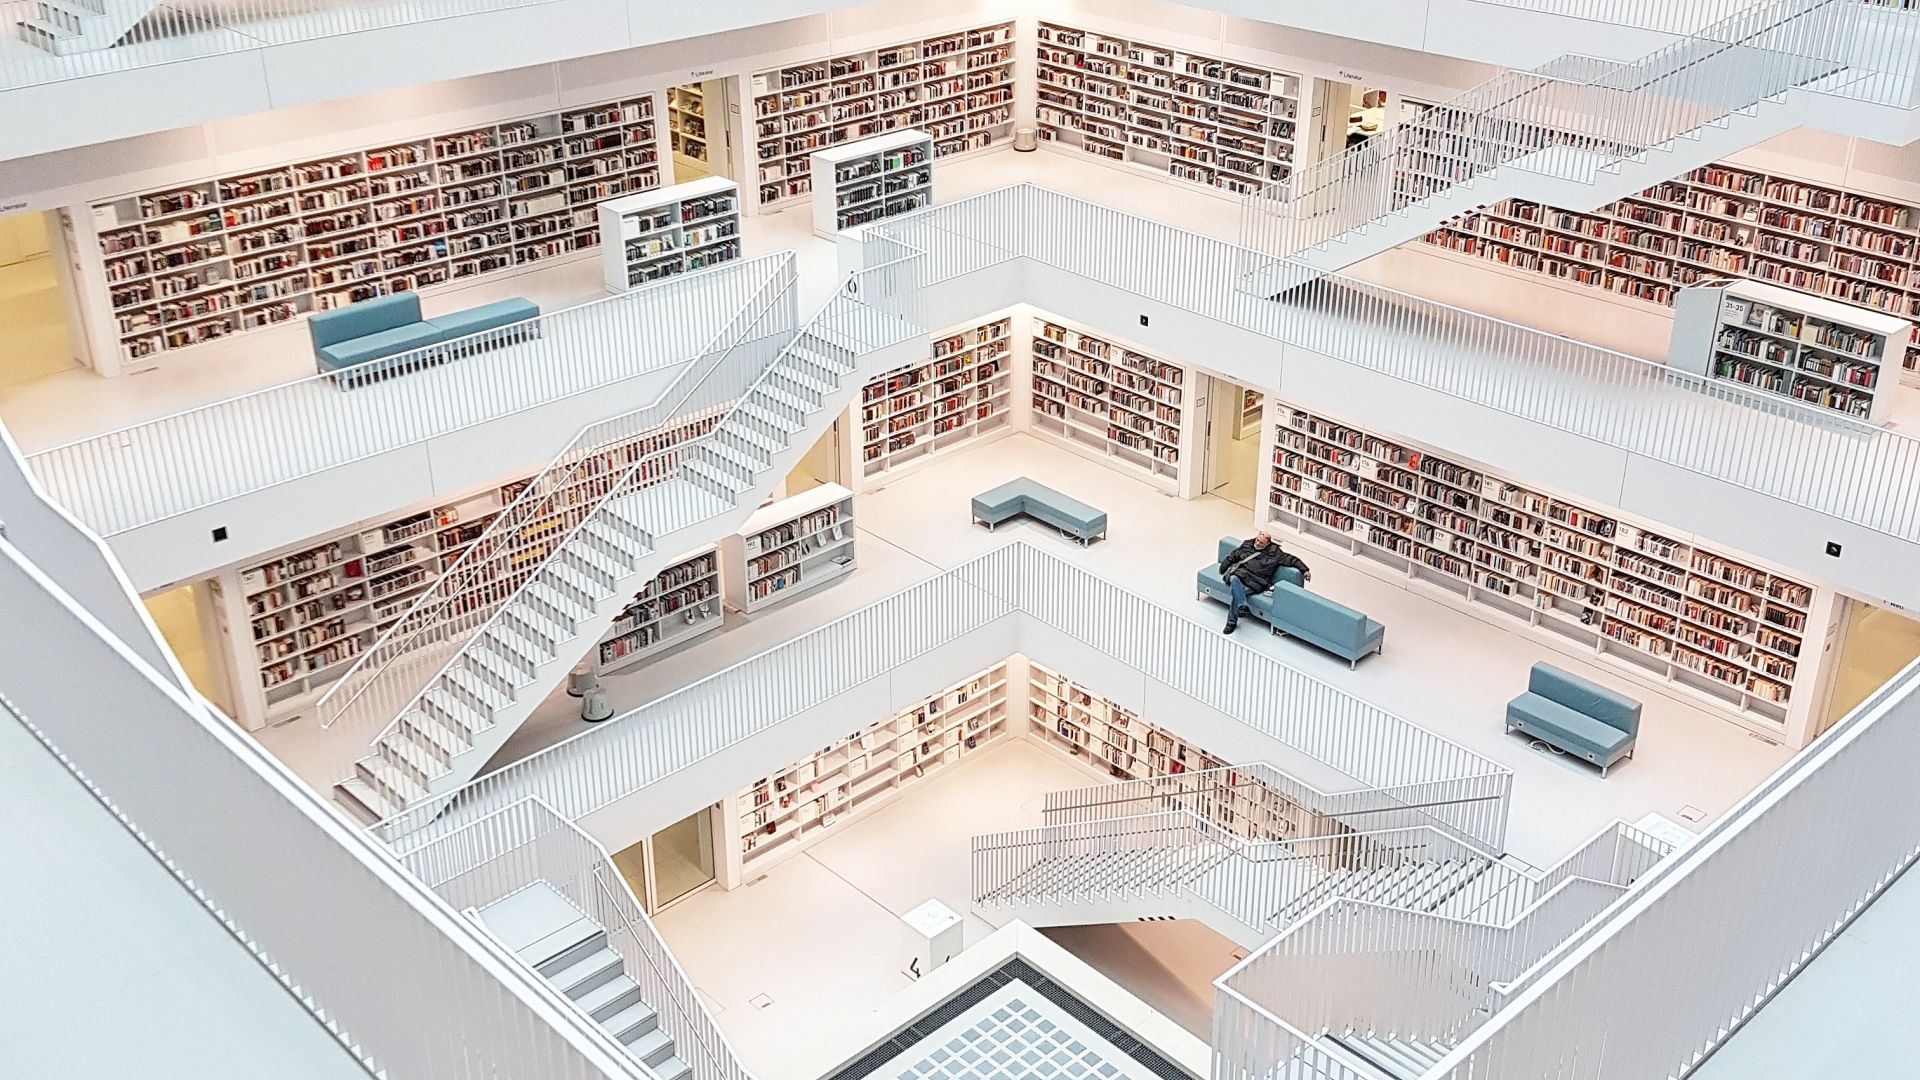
{"left": 336, "top": 317, "right": 926, "bottom": 823}
{"left": 1241, "top": 0, "right": 1920, "bottom": 292}
{"left": 474, "top": 882, "right": 695, "bottom": 1080}
{"left": 15, "top": 0, "right": 160, "bottom": 55}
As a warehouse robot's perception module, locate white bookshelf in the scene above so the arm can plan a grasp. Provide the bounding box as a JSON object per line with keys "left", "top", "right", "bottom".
{"left": 1026, "top": 662, "right": 1313, "bottom": 842}
{"left": 1263, "top": 399, "right": 1819, "bottom": 730}
{"left": 209, "top": 409, "right": 722, "bottom": 729}
{"left": 1032, "top": 22, "right": 1303, "bottom": 199}
{"left": 727, "top": 663, "right": 1010, "bottom": 878}
{"left": 596, "top": 176, "right": 742, "bottom": 291}
{"left": 668, "top": 84, "right": 710, "bottom": 170}
{"left": 723, "top": 483, "right": 856, "bottom": 612}
{"left": 594, "top": 545, "right": 722, "bottom": 674}
{"left": 750, "top": 21, "right": 1015, "bottom": 208}
{"left": 93, "top": 95, "right": 661, "bottom": 365}
{"left": 1029, "top": 317, "right": 1189, "bottom": 489}
{"left": 1421, "top": 161, "right": 1920, "bottom": 386}
{"left": 809, "top": 128, "right": 934, "bottom": 239}
{"left": 1670, "top": 278, "right": 1907, "bottom": 423}
{"left": 858, "top": 315, "right": 1013, "bottom": 482}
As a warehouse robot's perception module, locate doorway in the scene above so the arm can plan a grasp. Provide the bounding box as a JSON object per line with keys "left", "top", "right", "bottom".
{"left": 610, "top": 806, "right": 720, "bottom": 912}
{"left": 668, "top": 79, "right": 740, "bottom": 185}
{"left": 0, "top": 210, "right": 82, "bottom": 389}
{"left": 1313, "top": 80, "right": 1395, "bottom": 162}
{"left": 784, "top": 417, "right": 842, "bottom": 496}
{"left": 142, "top": 581, "right": 234, "bottom": 716}
{"left": 1201, "top": 374, "right": 1261, "bottom": 509}
{"left": 1817, "top": 599, "right": 1920, "bottom": 737}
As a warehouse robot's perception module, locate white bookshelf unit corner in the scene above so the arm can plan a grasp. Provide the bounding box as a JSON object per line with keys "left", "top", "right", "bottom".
{"left": 858, "top": 314, "right": 1014, "bottom": 484}
{"left": 596, "top": 176, "right": 742, "bottom": 291}
{"left": 594, "top": 545, "right": 723, "bottom": 674}
{"left": 723, "top": 483, "right": 856, "bottom": 612}
{"left": 809, "top": 128, "right": 934, "bottom": 239}
{"left": 1029, "top": 316, "right": 1193, "bottom": 491}
{"left": 1670, "top": 278, "right": 1908, "bottom": 424}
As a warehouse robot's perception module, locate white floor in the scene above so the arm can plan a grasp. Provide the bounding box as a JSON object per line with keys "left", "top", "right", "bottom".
{"left": 0, "top": 708, "right": 369, "bottom": 1080}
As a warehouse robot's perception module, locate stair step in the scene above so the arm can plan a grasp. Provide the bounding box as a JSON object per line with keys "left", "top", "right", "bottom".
{"left": 738, "top": 400, "right": 802, "bottom": 434}
{"left": 422, "top": 685, "right": 490, "bottom": 735}
{"left": 576, "top": 974, "right": 644, "bottom": 1023}
{"left": 356, "top": 753, "right": 425, "bottom": 808}
{"left": 498, "top": 605, "right": 567, "bottom": 656}
{"left": 485, "top": 622, "right": 556, "bottom": 672}
{"left": 524, "top": 580, "right": 590, "bottom": 628}
{"left": 680, "top": 457, "right": 748, "bottom": 499}
{"left": 562, "top": 542, "right": 626, "bottom": 586}
{"left": 378, "top": 726, "right": 450, "bottom": 787}
{"left": 465, "top": 641, "right": 535, "bottom": 691}
{"left": 551, "top": 946, "right": 626, "bottom": 1001}
{"left": 443, "top": 665, "right": 513, "bottom": 712}
{"left": 335, "top": 775, "right": 398, "bottom": 823}
{"left": 754, "top": 383, "right": 814, "bottom": 419}
{"left": 650, "top": 1056, "right": 693, "bottom": 1080}
{"left": 581, "top": 517, "right": 649, "bottom": 561}
{"left": 601, "top": 998, "right": 661, "bottom": 1044}
{"left": 542, "top": 561, "right": 605, "bottom": 607}
{"left": 400, "top": 708, "right": 470, "bottom": 760}
{"left": 703, "top": 438, "right": 765, "bottom": 479}
{"left": 721, "top": 419, "right": 787, "bottom": 457}
{"left": 624, "top": 1025, "right": 675, "bottom": 1067}
{"left": 618, "top": 477, "right": 733, "bottom": 535}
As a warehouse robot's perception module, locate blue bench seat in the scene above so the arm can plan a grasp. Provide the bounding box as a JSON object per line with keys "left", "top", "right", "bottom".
{"left": 971, "top": 477, "right": 1107, "bottom": 545}
{"left": 428, "top": 298, "right": 540, "bottom": 346}
{"left": 1196, "top": 536, "right": 1383, "bottom": 668}
{"left": 1506, "top": 662, "right": 1641, "bottom": 777}
{"left": 310, "top": 291, "right": 541, "bottom": 387}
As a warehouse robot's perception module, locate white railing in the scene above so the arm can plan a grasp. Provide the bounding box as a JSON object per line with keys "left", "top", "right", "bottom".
{"left": 1040, "top": 756, "right": 1513, "bottom": 853}
{"left": 25, "top": 255, "right": 792, "bottom": 538}
{"left": 1423, "top": 659, "right": 1920, "bottom": 1079}
{"left": 375, "top": 541, "right": 1510, "bottom": 850}
{"left": 399, "top": 796, "right": 754, "bottom": 1080}
{"left": 1466, "top": 0, "right": 1916, "bottom": 36}
{"left": 1208, "top": 820, "right": 1670, "bottom": 1076}
{"left": 1, "top": 0, "right": 556, "bottom": 89}
{"left": 0, "top": 536, "right": 652, "bottom": 1080}
{"left": 972, "top": 811, "right": 1532, "bottom": 936}
{"left": 312, "top": 256, "right": 799, "bottom": 760}
{"left": 869, "top": 186, "right": 1920, "bottom": 549}
{"left": 1244, "top": 0, "right": 1919, "bottom": 260}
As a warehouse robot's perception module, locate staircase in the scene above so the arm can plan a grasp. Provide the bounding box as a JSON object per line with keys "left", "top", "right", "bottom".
{"left": 1240, "top": 0, "right": 1905, "bottom": 289}
{"left": 16, "top": 0, "right": 159, "bottom": 55}
{"left": 475, "top": 882, "right": 694, "bottom": 1080}
{"left": 324, "top": 280, "right": 923, "bottom": 823}
{"left": 971, "top": 811, "right": 1518, "bottom": 951}
{"left": 1325, "top": 1034, "right": 1449, "bottom": 1080}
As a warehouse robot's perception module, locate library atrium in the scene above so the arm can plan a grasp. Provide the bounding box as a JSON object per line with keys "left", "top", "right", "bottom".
{"left": 3, "top": 1, "right": 1919, "bottom": 1078}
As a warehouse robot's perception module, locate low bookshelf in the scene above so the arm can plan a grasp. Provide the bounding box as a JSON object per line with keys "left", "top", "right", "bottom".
{"left": 1669, "top": 278, "right": 1907, "bottom": 423}
{"left": 594, "top": 545, "right": 722, "bottom": 675}
{"left": 857, "top": 314, "right": 1014, "bottom": 483}
{"left": 722, "top": 483, "right": 856, "bottom": 613}
{"left": 1029, "top": 317, "right": 1189, "bottom": 490}
{"left": 596, "top": 177, "right": 742, "bottom": 291}
{"left": 724, "top": 663, "right": 1010, "bottom": 879}
{"left": 809, "top": 129, "right": 934, "bottom": 239}
{"left": 1262, "top": 399, "right": 1820, "bottom": 732}
{"left": 750, "top": 21, "right": 1014, "bottom": 208}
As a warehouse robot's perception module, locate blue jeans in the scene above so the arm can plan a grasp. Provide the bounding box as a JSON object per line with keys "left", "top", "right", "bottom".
{"left": 1227, "top": 575, "right": 1251, "bottom": 617}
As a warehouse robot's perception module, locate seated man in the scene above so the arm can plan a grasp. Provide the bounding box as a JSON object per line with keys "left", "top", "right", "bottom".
{"left": 1218, "top": 531, "right": 1311, "bottom": 634}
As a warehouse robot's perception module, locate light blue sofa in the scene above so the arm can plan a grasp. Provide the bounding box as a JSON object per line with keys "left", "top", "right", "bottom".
{"left": 1506, "top": 662, "right": 1640, "bottom": 777}
{"left": 309, "top": 293, "right": 540, "bottom": 386}
{"left": 971, "top": 477, "right": 1107, "bottom": 545}
{"left": 1197, "top": 536, "right": 1384, "bottom": 668}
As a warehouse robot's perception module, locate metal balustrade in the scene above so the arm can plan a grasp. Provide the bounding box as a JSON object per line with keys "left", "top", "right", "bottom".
{"left": 0, "top": 536, "right": 651, "bottom": 1080}
{"left": 399, "top": 796, "right": 755, "bottom": 1080}
{"left": 24, "top": 255, "right": 793, "bottom": 539}
{"left": 1208, "top": 820, "right": 1669, "bottom": 1077}
{"left": 1242, "top": 0, "right": 1920, "bottom": 267}
{"left": 864, "top": 186, "right": 1920, "bottom": 550}
{"left": 375, "top": 541, "right": 1511, "bottom": 851}
{"left": 1423, "top": 659, "right": 1920, "bottom": 1079}
{"left": 1465, "top": 0, "right": 1916, "bottom": 36}
{"left": 1, "top": 0, "right": 556, "bottom": 88}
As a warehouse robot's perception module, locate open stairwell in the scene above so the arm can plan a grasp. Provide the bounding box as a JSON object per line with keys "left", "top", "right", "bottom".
{"left": 15, "top": 0, "right": 159, "bottom": 54}
{"left": 331, "top": 292, "right": 923, "bottom": 823}
{"left": 1240, "top": 0, "right": 1916, "bottom": 292}
{"left": 1324, "top": 1034, "right": 1449, "bottom": 1080}
{"left": 475, "top": 882, "right": 694, "bottom": 1080}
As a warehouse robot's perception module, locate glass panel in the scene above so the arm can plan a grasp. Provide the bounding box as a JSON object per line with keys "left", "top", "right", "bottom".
{"left": 650, "top": 807, "right": 715, "bottom": 907}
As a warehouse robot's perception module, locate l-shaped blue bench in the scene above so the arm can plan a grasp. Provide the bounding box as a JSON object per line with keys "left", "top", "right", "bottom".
{"left": 1197, "top": 536, "right": 1384, "bottom": 668}
{"left": 971, "top": 477, "right": 1107, "bottom": 545}
{"left": 310, "top": 292, "right": 539, "bottom": 387}
{"left": 1506, "top": 662, "right": 1641, "bottom": 777}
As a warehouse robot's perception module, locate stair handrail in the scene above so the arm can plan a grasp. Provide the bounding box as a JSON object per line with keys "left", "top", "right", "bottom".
{"left": 397, "top": 794, "right": 757, "bottom": 1080}
{"left": 1245, "top": 0, "right": 1879, "bottom": 259}
{"left": 315, "top": 258, "right": 798, "bottom": 744}
{"left": 1206, "top": 819, "right": 1675, "bottom": 1074}
{"left": 328, "top": 259, "right": 925, "bottom": 805}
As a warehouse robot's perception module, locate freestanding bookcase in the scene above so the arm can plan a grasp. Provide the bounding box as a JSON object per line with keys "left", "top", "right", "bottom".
{"left": 809, "top": 129, "right": 934, "bottom": 239}
{"left": 596, "top": 176, "right": 742, "bottom": 291}
{"left": 722, "top": 483, "right": 856, "bottom": 612}
{"left": 1669, "top": 278, "right": 1908, "bottom": 424}
{"left": 593, "top": 545, "right": 723, "bottom": 675}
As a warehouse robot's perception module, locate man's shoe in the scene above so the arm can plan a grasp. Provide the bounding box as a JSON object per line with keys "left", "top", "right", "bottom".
{"left": 1223, "top": 619, "right": 1238, "bottom": 634}
{"left": 1236, "top": 605, "right": 1252, "bottom": 619}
